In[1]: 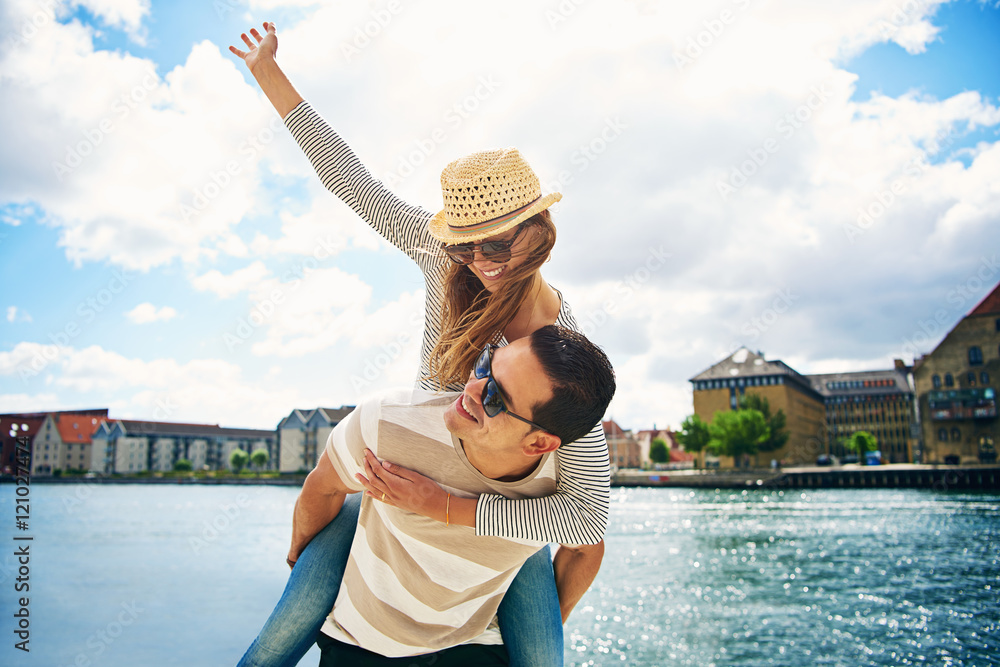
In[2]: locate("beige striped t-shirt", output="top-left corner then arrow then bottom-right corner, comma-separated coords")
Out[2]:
319,388 -> 557,657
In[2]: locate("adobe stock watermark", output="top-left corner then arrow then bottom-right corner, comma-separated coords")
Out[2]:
542,116 -> 628,193
17,269 -> 134,382
842,156 -> 930,243
381,75 -> 502,188
545,0 -> 590,30
179,115 -> 285,222
577,245 -> 671,338
189,492 -> 255,554
727,288 -> 799,349
876,0 -> 934,40
4,0 -> 61,51
340,0 -> 404,62
350,312 -> 424,395
213,0 -> 246,20
63,601 -> 145,667
673,0 -> 753,71
896,255 -> 1000,360
223,235 -> 343,352
717,81 -> 833,201
52,68 -> 159,181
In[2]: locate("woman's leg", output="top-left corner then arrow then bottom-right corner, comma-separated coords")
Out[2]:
497,545 -> 563,667
238,494 -> 361,667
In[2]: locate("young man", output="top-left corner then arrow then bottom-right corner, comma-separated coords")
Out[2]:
290,325 -> 615,665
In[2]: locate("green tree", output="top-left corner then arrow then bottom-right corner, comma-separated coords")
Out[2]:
676,414 -> 711,468
250,448 -> 270,475
649,437 -> 669,464
708,409 -> 771,466
738,393 -> 789,454
846,431 -> 878,462
173,459 -> 193,472
229,449 -> 249,474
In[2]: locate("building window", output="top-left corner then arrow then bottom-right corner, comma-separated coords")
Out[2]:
968,372 -> 977,386
995,317 -> 1000,332
969,347 -> 983,366
951,427 -> 961,442
944,373 -> 954,387
935,427 -> 946,441
932,374 -> 941,388
982,372 -> 990,385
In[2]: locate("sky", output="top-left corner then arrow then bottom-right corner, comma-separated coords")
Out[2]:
0,0 -> 998,433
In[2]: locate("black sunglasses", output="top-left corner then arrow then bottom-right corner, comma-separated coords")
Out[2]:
474,344 -> 551,434
442,225 -> 526,265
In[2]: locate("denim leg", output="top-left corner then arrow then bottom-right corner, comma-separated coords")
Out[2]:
497,545 -> 563,667
238,494 -> 361,667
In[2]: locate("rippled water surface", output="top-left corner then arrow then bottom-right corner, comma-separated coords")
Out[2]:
2,484 -> 997,666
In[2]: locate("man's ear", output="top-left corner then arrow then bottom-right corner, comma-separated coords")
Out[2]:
522,431 -> 561,456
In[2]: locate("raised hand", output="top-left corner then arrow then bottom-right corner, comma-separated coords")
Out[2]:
229,21 -> 278,73
226,21 -> 303,118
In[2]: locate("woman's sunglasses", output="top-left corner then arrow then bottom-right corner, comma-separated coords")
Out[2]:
474,344 -> 551,434
442,224 -> 526,265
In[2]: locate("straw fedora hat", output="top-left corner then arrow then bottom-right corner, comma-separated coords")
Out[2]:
428,148 -> 562,244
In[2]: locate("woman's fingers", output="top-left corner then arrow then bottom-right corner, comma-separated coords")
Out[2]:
240,32 -> 255,49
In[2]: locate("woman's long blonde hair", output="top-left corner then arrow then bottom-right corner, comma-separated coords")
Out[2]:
427,209 -> 557,390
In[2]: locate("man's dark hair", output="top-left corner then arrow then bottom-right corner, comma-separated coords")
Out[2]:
528,325 -> 616,445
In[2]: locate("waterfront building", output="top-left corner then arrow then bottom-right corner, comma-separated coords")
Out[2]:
602,420 -> 642,469
90,420 -> 277,474
277,407 -> 355,473
1,409 -> 108,475
806,362 -> 918,463
689,347 -> 826,466
913,282 -> 1000,464
31,413 -> 103,475
633,428 -> 693,468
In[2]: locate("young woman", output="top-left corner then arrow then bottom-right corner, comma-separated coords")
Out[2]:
230,22 -> 611,667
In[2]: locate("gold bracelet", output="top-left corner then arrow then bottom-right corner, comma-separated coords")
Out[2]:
446,493 -> 451,526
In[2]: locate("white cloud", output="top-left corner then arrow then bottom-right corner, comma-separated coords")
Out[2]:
6,306 -> 33,323
191,261 -> 271,298
125,302 -> 177,324
75,0 -> 151,43
7,343 -> 309,428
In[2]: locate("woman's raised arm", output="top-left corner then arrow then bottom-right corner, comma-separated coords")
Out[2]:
229,22 -> 304,119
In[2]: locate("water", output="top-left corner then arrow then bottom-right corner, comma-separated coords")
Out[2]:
1,484 -> 997,666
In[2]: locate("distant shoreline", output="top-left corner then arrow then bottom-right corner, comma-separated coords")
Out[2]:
7,463 -> 1000,490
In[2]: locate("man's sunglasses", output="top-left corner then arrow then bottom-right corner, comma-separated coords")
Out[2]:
442,224 -> 526,265
474,344 -> 551,434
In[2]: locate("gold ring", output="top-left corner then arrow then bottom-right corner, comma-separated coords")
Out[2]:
381,492 -> 386,502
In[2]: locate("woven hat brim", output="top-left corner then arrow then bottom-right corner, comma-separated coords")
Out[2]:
429,192 -> 562,245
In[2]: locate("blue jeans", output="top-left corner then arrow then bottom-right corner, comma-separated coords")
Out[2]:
237,494 -> 563,667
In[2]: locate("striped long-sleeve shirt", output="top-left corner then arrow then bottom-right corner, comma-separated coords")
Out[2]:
284,101 -> 610,545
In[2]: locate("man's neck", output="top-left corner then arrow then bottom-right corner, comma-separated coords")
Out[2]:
459,440 -> 541,482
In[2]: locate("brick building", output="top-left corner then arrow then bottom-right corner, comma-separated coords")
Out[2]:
913,282 -> 1000,464
602,420 -> 642,470
807,364 -> 918,463
689,347 -> 826,466
1,409 -> 108,475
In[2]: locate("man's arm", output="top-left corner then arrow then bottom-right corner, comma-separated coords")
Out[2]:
288,450 -> 354,566
552,540 -> 605,623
